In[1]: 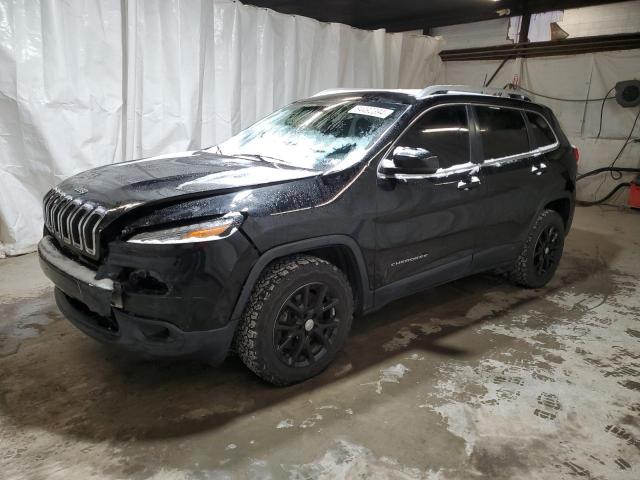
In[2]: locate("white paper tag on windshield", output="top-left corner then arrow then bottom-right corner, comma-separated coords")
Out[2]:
348,105 -> 394,119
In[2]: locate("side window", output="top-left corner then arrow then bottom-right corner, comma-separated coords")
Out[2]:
475,106 -> 529,160
396,105 -> 471,169
526,112 -> 556,148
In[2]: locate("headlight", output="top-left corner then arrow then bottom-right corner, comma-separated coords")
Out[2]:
127,212 -> 244,244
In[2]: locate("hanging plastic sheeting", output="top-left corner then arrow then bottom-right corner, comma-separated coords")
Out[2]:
121,0 -> 442,160
0,0 -> 124,257
0,0 -> 443,257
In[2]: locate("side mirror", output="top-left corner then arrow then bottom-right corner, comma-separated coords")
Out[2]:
380,146 -> 440,176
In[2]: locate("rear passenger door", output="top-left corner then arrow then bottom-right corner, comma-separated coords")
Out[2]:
471,105 -> 541,270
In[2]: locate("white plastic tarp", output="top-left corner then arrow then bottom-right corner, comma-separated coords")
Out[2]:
0,0 -> 124,257
0,0 -> 443,256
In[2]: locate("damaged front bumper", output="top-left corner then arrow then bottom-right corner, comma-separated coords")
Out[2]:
38,235 -> 253,363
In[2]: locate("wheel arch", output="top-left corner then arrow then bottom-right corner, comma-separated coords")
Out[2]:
231,235 -> 372,321
543,195 -> 574,231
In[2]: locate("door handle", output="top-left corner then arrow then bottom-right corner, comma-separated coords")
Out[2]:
457,175 -> 481,191
531,162 -> 547,176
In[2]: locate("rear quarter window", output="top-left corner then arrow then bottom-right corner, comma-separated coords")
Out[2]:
475,106 -> 529,160
526,112 -> 557,148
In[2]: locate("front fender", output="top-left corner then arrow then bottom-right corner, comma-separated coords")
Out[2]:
230,235 -> 373,321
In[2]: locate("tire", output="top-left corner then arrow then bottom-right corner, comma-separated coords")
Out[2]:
507,209 -> 565,288
235,254 -> 354,386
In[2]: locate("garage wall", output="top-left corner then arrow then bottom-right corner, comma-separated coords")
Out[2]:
0,0 -> 443,257
557,0 -> 640,37
431,18 -> 511,50
439,49 -> 640,205
433,1 -> 640,47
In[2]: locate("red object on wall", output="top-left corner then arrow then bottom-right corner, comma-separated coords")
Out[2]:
629,175 -> 640,209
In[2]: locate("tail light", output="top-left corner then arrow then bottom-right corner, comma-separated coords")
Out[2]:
571,145 -> 580,163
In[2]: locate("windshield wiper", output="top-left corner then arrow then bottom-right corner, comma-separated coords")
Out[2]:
208,147 -> 288,167
233,153 -> 317,171
220,151 -> 319,172
235,153 -> 278,165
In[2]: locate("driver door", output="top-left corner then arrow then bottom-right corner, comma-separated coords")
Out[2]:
374,104 -> 486,304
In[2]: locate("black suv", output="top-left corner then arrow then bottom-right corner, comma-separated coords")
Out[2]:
39,86 -> 577,385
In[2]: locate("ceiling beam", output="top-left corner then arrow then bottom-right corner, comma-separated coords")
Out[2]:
439,32 -> 640,61
356,0 -> 626,31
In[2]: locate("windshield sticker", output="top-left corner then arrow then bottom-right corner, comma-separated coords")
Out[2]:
348,105 -> 394,119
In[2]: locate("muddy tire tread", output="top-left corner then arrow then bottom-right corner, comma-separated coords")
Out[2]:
507,209 -> 563,288
235,254 -> 352,386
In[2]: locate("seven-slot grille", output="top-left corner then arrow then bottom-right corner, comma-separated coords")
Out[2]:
43,188 -> 107,259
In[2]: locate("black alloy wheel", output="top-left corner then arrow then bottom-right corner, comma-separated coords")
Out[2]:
533,225 -> 561,277
507,209 -> 565,288
236,255 -> 354,386
273,282 -> 340,368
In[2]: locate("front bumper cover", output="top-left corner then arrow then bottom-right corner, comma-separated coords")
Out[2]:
38,235 -> 116,316
54,288 -> 236,362
38,236 -> 236,363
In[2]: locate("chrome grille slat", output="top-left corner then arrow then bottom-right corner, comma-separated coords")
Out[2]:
42,189 -> 106,260
72,205 -> 92,250
43,191 -> 56,225
45,195 -> 53,228
63,199 -> 83,243
54,195 -> 70,234
49,195 -> 65,232
83,208 -> 106,255
57,198 -> 75,241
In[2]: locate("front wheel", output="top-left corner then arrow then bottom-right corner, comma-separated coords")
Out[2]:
235,255 -> 353,386
507,209 -> 565,288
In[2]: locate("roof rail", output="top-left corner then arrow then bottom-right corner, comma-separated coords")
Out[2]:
418,84 -> 531,102
311,88 -> 372,97
311,87 -> 422,98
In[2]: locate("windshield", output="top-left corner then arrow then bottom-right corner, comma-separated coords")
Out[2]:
215,96 -> 407,172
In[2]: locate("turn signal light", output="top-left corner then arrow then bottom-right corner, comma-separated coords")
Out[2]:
184,225 -> 230,239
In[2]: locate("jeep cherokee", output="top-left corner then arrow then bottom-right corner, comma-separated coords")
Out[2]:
38,85 -> 577,385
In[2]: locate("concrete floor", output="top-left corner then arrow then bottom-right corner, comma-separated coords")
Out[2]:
1,205 -> 639,480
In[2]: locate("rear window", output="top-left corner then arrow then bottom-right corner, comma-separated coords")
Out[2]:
475,106 -> 529,160
526,112 -> 556,148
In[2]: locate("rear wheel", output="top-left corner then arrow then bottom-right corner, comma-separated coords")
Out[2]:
507,209 -> 565,288
235,255 -> 353,386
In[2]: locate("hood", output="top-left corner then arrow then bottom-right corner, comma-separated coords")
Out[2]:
56,150 -> 320,211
